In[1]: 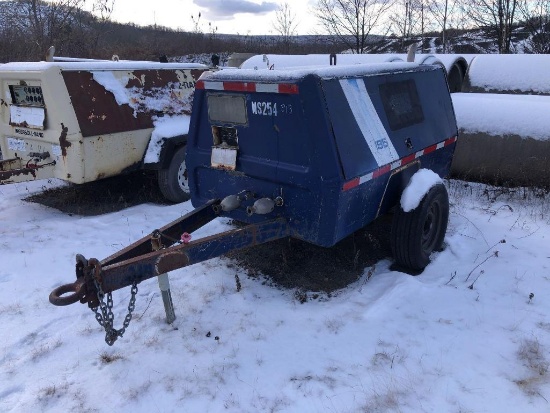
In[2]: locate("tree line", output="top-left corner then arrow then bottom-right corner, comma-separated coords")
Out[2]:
0,0 -> 548,63
311,0 -> 550,54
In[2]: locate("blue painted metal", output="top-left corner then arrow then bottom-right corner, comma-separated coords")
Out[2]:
187,65 -> 458,247
49,199 -> 290,306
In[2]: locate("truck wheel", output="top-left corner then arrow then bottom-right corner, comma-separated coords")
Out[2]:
391,183 -> 449,272
157,145 -> 190,203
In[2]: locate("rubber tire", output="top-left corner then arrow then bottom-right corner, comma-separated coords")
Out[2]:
391,183 -> 449,272
157,145 -> 190,203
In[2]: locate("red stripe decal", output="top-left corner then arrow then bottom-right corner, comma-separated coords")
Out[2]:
343,178 -> 360,191
222,82 -> 256,92
423,144 -> 437,155
342,135 -> 458,192
278,84 -> 299,94
374,164 -> 391,179
445,136 -> 457,145
401,153 -> 416,166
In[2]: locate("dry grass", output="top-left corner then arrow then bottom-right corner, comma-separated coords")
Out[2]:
514,338 -> 549,400
98,351 -> 125,364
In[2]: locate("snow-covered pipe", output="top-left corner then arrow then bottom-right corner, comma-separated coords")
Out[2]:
451,92 -> 550,187
239,53 -> 471,93
463,54 -> 550,95
239,53 -> 404,70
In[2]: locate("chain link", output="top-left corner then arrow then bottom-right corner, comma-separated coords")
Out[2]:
91,278 -> 138,346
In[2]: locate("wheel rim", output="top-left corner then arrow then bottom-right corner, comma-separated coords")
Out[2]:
177,159 -> 189,192
421,200 -> 441,254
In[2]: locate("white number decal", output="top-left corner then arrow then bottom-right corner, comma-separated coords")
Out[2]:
280,103 -> 293,114
251,101 -> 278,117
375,138 -> 389,150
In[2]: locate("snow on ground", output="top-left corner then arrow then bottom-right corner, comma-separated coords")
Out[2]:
1,179 -> 550,412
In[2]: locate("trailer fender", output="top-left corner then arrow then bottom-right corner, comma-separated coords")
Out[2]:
376,161 -> 421,218
143,134 -> 187,170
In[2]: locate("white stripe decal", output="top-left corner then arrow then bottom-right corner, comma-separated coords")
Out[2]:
255,83 -> 279,93
340,78 -> 399,166
203,81 -> 224,90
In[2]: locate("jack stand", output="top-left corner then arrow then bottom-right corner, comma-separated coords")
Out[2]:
157,273 -> 176,324
151,230 -> 176,324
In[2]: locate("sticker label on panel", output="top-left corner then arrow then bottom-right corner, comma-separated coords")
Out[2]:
340,78 -> 399,166
211,146 -> 237,170
7,137 -> 26,152
9,106 -> 45,130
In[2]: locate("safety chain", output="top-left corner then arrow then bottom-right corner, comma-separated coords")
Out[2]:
91,278 -> 138,346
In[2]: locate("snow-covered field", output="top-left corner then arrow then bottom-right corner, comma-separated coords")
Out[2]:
1,178 -> 550,412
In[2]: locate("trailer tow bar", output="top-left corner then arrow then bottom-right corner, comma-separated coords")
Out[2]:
49,199 -> 290,345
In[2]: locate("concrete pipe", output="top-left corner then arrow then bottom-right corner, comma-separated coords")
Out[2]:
451,93 -> 550,188
462,54 -> 550,95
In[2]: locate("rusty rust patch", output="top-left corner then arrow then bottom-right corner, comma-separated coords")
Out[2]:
126,70 -> 178,89
10,120 -> 30,128
156,251 -> 190,274
63,71 -> 153,138
62,68 -> 208,138
0,167 -> 37,181
59,123 -> 71,156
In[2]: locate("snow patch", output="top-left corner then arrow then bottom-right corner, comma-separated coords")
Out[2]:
0,61 -> 207,72
400,169 -> 442,212
202,62 -> 422,83
144,115 -> 191,164
91,71 -> 130,105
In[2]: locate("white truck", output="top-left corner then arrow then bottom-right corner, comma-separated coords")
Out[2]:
0,60 -> 208,202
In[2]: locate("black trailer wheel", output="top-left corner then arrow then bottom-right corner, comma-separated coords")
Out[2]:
391,183 -> 449,272
157,145 -> 190,203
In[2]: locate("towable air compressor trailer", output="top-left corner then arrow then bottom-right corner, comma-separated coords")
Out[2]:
0,61 -> 208,202
50,62 -> 459,345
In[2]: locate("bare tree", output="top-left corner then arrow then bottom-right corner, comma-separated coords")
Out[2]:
518,0 -> 550,53
273,2 -> 299,53
462,0 -> 519,53
314,0 -> 396,53
389,0 -> 427,51
426,0 -> 458,53
92,0 -> 115,23
0,0 -> 118,59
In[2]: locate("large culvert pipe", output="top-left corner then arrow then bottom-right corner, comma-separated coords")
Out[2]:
239,54 -> 404,70
462,54 -> 550,95
451,93 -> 550,188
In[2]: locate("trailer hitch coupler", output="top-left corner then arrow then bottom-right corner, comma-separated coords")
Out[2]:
49,278 -> 86,306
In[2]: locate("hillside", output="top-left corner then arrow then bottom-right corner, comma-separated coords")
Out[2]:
0,0 -> 543,63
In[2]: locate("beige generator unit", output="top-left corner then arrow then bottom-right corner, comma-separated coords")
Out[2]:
0,60 -> 208,202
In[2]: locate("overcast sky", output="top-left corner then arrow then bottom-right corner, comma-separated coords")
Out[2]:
106,0 -> 319,35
